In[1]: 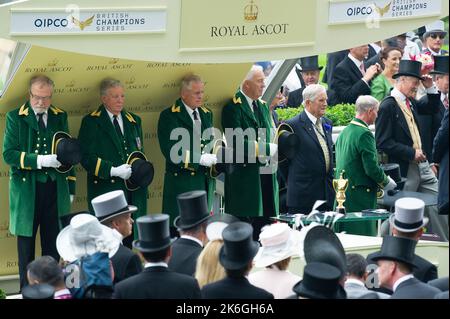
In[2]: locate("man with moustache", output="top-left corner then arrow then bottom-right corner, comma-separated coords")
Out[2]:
376,60 -> 447,241
78,78 -> 147,247
3,75 -> 75,289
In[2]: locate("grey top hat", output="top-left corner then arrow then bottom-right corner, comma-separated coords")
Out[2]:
91,190 -> 137,223
423,20 -> 447,39
370,236 -> 417,269
22,284 -> 55,299
133,214 -> 176,253
219,222 -> 259,270
389,197 -> 428,233
174,190 -> 210,230
206,213 -> 240,241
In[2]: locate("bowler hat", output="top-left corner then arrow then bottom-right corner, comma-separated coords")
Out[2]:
430,55 -> 449,75
371,236 -> 417,269
59,211 -> 91,228
22,284 -> 55,299
389,197 -> 428,232
393,60 -> 424,80
51,131 -> 82,173
210,139 -> 235,178
91,190 -> 137,223
273,123 -> 300,161
300,56 -> 323,72
219,222 -> 260,270
174,190 -> 210,230
303,225 -> 347,277
206,213 -> 240,241
292,262 -> 346,299
125,151 -> 154,191
133,214 -> 176,252
423,20 -> 447,39
381,163 -> 407,187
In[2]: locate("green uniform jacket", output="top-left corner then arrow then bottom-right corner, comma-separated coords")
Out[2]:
335,118 -> 389,235
78,105 -> 147,219
221,91 -> 279,217
158,99 -> 215,224
2,102 -> 75,236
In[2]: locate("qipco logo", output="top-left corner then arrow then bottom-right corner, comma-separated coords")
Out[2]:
34,18 -> 69,28
347,5 -> 373,16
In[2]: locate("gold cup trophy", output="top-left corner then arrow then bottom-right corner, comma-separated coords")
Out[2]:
333,171 -> 349,215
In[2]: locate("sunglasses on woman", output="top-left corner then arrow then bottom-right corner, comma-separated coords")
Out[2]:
430,33 -> 445,40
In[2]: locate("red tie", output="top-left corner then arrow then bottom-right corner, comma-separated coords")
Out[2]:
405,99 -> 411,110
359,63 -> 366,76
444,96 -> 449,109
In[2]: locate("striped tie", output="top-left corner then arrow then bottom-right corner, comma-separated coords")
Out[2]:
315,118 -> 330,172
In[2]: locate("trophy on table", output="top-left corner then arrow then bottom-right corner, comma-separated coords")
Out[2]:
333,170 -> 349,215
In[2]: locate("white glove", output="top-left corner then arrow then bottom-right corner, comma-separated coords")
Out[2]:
199,153 -> 217,167
384,176 -> 397,191
37,154 -> 61,169
269,143 -> 278,157
110,164 -> 132,180
70,195 -> 74,204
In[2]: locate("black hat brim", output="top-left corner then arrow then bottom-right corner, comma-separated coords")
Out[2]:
219,240 -> 259,270
132,237 -> 176,253
125,151 -> 154,191
370,251 -> 417,269
301,66 -> 323,72
292,280 -> 347,299
392,72 -> 424,80
173,213 -> 211,230
52,131 -> 77,173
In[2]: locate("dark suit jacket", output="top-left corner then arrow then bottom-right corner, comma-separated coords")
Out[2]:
113,266 -> 201,299
391,277 -> 441,299
428,277 -> 449,292
329,56 -> 372,105
201,276 -> 274,299
432,108 -> 449,211
323,49 -> 348,84
375,94 -> 440,177
287,87 -> 305,108
168,237 -> 202,276
285,112 -> 335,213
366,251 -> 437,284
111,244 -> 143,284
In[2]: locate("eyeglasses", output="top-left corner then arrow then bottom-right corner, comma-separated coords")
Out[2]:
430,33 -> 445,40
30,92 -> 52,102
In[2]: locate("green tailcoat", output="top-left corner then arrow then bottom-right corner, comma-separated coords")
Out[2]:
78,105 -> 147,220
158,99 -> 215,224
335,118 -> 388,235
2,102 -> 75,236
221,91 -> 279,217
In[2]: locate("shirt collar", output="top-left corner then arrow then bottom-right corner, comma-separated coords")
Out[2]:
390,88 -> 407,102
54,288 -> 71,298
180,235 -> 204,247
393,274 -> 414,292
441,92 -> 448,102
105,107 -> 122,121
181,100 -> 199,118
345,278 -> 366,287
427,47 -> 442,56
348,53 -> 364,69
31,107 -> 48,116
240,90 -> 257,112
304,108 -> 319,125
144,261 -> 168,269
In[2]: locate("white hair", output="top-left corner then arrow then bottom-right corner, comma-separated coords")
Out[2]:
244,65 -> 264,82
302,84 -> 326,103
356,95 -> 379,114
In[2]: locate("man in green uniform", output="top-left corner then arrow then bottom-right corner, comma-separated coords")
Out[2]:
3,75 -> 75,288
335,95 -> 396,235
221,65 -> 279,238
78,78 -> 147,247
158,74 -> 216,231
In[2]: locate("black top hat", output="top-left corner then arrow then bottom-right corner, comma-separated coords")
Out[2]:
273,123 -> 300,161
300,56 -> 323,72
219,222 -> 259,270
22,283 -> 55,299
210,140 -> 235,178
370,236 -> 417,269
59,211 -> 91,228
304,226 -> 347,277
381,163 -> 407,187
133,214 -> 175,252
174,190 -> 210,230
125,151 -> 154,191
430,55 -> 449,75
293,262 -> 347,299
51,131 -> 82,173
393,60 -> 424,80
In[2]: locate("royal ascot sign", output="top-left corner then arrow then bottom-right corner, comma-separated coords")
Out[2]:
179,0 -> 315,52
9,8 -> 167,35
328,0 -> 442,24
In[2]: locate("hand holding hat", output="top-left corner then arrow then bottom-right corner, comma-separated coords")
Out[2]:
37,154 -> 61,168
110,164 -> 132,180
384,176 -> 397,192
200,153 -> 217,167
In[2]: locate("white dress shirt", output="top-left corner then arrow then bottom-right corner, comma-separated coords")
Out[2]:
105,108 -> 124,135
